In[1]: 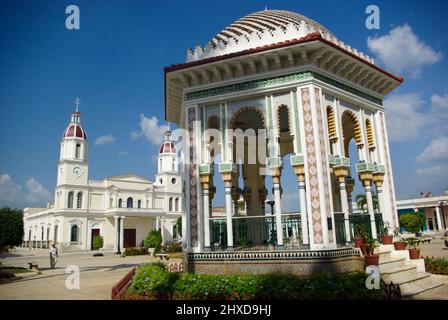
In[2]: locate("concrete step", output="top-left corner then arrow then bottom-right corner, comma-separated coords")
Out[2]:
383,271 -> 430,286
376,250 -> 392,260
379,256 -> 406,269
380,264 -> 417,278
400,277 -> 445,297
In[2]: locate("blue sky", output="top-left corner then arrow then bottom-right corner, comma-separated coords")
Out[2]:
0,0 -> 447,209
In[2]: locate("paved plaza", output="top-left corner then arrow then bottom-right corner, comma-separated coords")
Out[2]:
0,249 -> 156,300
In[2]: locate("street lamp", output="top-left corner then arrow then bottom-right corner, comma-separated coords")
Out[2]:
266,200 -> 275,215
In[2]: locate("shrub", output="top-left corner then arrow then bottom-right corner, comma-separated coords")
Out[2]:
92,235 -> 104,251
176,217 -> 182,237
162,242 -> 182,253
144,230 -> 162,253
124,247 -> 147,256
130,263 -> 179,299
424,256 -> 448,275
399,212 -> 426,234
128,265 -> 385,300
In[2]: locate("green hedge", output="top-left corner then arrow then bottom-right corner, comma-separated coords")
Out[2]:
124,247 -> 148,256
128,263 -> 385,300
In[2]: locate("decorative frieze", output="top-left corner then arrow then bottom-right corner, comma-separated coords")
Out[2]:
186,71 -> 383,105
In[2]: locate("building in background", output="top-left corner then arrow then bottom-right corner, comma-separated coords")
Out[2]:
23,109 -> 182,252
396,190 -> 448,233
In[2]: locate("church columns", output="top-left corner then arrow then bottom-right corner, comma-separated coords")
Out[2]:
435,206 -> 443,231
113,216 -> 118,253
119,216 -> 125,252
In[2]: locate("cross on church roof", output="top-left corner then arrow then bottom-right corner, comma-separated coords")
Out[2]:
74,97 -> 81,112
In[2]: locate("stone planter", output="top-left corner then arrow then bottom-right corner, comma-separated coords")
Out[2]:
381,235 -> 393,245
147,248 -> 155,255
365,254 -> 379,266
409,248 -> 420,260
394,241 -> 407,250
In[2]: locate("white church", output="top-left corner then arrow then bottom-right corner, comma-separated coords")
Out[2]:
23,108 -> 183,253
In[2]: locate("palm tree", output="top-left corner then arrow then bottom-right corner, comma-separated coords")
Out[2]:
355,193 -> 379,213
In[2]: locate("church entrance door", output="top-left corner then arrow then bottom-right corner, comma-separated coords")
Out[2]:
91,228 -> 100,250
124,229 -> 136,248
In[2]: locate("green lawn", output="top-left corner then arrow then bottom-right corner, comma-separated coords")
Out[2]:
0,267 -> 32,274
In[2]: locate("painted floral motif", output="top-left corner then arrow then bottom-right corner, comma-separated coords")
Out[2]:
188,107 -> 198,246
315,88 -> 334,243
301,88 -> 323,244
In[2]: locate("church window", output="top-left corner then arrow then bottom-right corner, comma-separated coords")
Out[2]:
127,197 -> 133,208
171,177 -> 177,185
70,225 -> 79,242
137,200 -> 141,208
75,144 -> 81,159
68,192 -> 74,208
41,226 -> 44,240
118,198 -> 122,208
169,197 -> 173,212
173,225 -> 177,239
175,198 -> 179,211
77,192 -> 82,209
53,225 -> 58,241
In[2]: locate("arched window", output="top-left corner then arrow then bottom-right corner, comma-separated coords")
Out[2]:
70,225 -> 79,242
127,197 -> 133,208
75,144 -> 81,159
169,197 -> 173,212
41,226 -> 44,240
175,198 -> 179,211
76,192 -> 82,209
137,199 -> 142,208
118,198 -> 122,208
68,192 -> 74,208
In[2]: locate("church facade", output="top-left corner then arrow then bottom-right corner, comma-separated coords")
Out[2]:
23,110 -> 182,252
164,10 -> 403,273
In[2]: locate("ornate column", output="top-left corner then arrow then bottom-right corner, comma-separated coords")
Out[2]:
291,157 -> 309,245
219,162 -> 236,249
373,164 -> 386,221
334,158 -> 352,244
199,164 -> 213,250
232,186 -> 242,243
119,216 -> 125,252
358,163 -> 377,238
268,158 -> 284,247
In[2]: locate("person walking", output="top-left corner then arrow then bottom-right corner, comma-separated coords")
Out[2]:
50,243 -> 58,269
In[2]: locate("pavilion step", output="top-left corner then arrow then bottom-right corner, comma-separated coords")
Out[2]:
380,264 -> 417,278
379,257 -> 406,269
382,271 -> 430,286
400,277 -> 445,297
376,250 -> 392,260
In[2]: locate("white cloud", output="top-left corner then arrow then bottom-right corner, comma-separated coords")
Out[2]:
367,24 -> 441,78
0,173 -> 22,207
417,136 -> 448,163
417,165 -> 448,176
25,178 -> 51,205
383,93 -> 427,141
117,151 -> 128,157
431,93 -> 448,111
131,114 -> 170,146
94,134 -> 116,146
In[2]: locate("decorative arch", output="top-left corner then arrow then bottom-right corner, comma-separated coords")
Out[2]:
276,104 -> 292,134
326,106 -> 337,141
365,118 -> 375,149
230,106 -> 266,130
341,110 -> 362,145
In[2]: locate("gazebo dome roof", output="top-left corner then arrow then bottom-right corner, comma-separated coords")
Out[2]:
186,9 -> 349,62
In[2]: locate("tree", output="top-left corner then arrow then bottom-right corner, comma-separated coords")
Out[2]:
92,235 -> 104,252
0,207 -> 24,250
144,230 -> 162,253
176,217 -> 182,237
399,212 -> 426,235
355,193 -> 379,212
